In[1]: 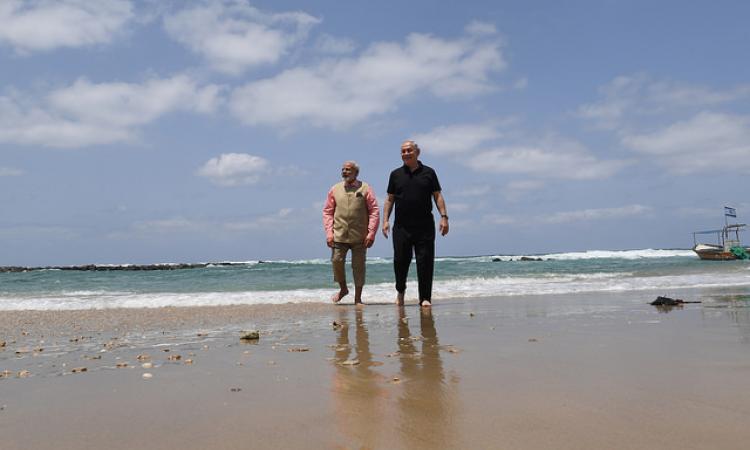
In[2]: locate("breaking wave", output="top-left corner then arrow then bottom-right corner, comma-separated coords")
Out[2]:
2,269 -> 748,311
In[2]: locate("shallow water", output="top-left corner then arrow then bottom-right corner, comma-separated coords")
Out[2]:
2,249 -> 749,310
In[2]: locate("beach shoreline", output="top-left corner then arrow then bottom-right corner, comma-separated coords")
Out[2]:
3,292 -> 750,449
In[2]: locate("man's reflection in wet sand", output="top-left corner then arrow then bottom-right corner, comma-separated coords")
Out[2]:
396,306 -> 454,448
331,308 -> 386,448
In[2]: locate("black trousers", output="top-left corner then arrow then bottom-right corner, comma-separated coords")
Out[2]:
392,224 -> 435,301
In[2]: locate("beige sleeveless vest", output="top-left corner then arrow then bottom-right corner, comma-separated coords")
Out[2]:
332,181 -> 370,244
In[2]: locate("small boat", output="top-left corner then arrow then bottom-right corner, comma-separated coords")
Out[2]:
692,208 -> 750,260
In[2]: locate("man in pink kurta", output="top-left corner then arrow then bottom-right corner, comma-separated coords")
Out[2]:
323,161 -> 379,304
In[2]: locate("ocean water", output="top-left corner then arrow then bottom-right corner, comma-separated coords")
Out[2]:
2,249 -> 750,311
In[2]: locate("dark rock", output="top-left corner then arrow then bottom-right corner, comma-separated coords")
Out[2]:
0,262 -> 213,272
650,296 -> 701,306
240,331 -> 260,341
651,296 -> 683,306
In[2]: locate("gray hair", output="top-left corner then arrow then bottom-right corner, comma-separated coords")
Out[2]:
402,140 -> 420,152
343,160 -> 360,173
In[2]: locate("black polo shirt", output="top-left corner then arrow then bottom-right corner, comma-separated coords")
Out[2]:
387,161 -> 442,228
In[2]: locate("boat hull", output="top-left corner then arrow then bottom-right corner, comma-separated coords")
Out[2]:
693,244 -> 750,260
694,250 -> 738,260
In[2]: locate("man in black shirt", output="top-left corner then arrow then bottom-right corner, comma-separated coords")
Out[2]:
382,140 -> 449,307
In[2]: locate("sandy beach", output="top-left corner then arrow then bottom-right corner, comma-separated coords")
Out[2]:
3,292 -> 750,449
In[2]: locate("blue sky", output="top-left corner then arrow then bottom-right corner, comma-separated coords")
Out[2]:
1,0 -> 749,265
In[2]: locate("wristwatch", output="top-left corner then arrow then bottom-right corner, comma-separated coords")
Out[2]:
441,214 -> 449,219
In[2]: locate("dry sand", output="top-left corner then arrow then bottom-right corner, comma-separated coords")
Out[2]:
2,293 -> 750,449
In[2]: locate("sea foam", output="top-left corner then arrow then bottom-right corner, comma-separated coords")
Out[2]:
2,269 -> 748,311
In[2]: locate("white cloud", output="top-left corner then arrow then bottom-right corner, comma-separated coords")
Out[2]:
454,184 -> 491,197
230,28 -> 505,129
449,203 -> 472,213
482,204 -> 651,226
541,204 -> 651,224
412,122 -> 503,155
197,153 -> 269,186
49,76 -> 220,126
0,75 -> 221,148
513,77 -> 528,90
466,138 -> 630,180
482,213 -> 517,225
163,0 -> 319,75
0,167 -> 24,176
0,225 -> 78,239
503,180 -> 544,201
116,208 -> 298,238
0,96 -> 130,148
577,74 -> 750,129
314,33 -> 356,55
621,112 -> 750,174
224,208 -> 294,231
675,206 -> 723,217
577,75 -> 750,175
133,217 -> 205,233
413,121 -> 628,180
0,0 -> 133,53
506,180 -> 543,191
576,74 -> 643,129
465,21 -> 497,36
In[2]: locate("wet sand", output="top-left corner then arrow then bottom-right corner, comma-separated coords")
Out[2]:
3,292 -> 750,449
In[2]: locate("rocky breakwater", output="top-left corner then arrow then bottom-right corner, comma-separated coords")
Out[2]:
0,262 -> 241,273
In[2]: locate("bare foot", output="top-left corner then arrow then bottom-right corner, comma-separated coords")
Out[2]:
396,292 -> 405,306
420,300 -> 432,308
354,301 -> 365,309
332,288 -> 349,303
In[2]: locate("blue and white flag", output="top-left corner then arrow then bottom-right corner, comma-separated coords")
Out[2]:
725,206 -> 737,217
